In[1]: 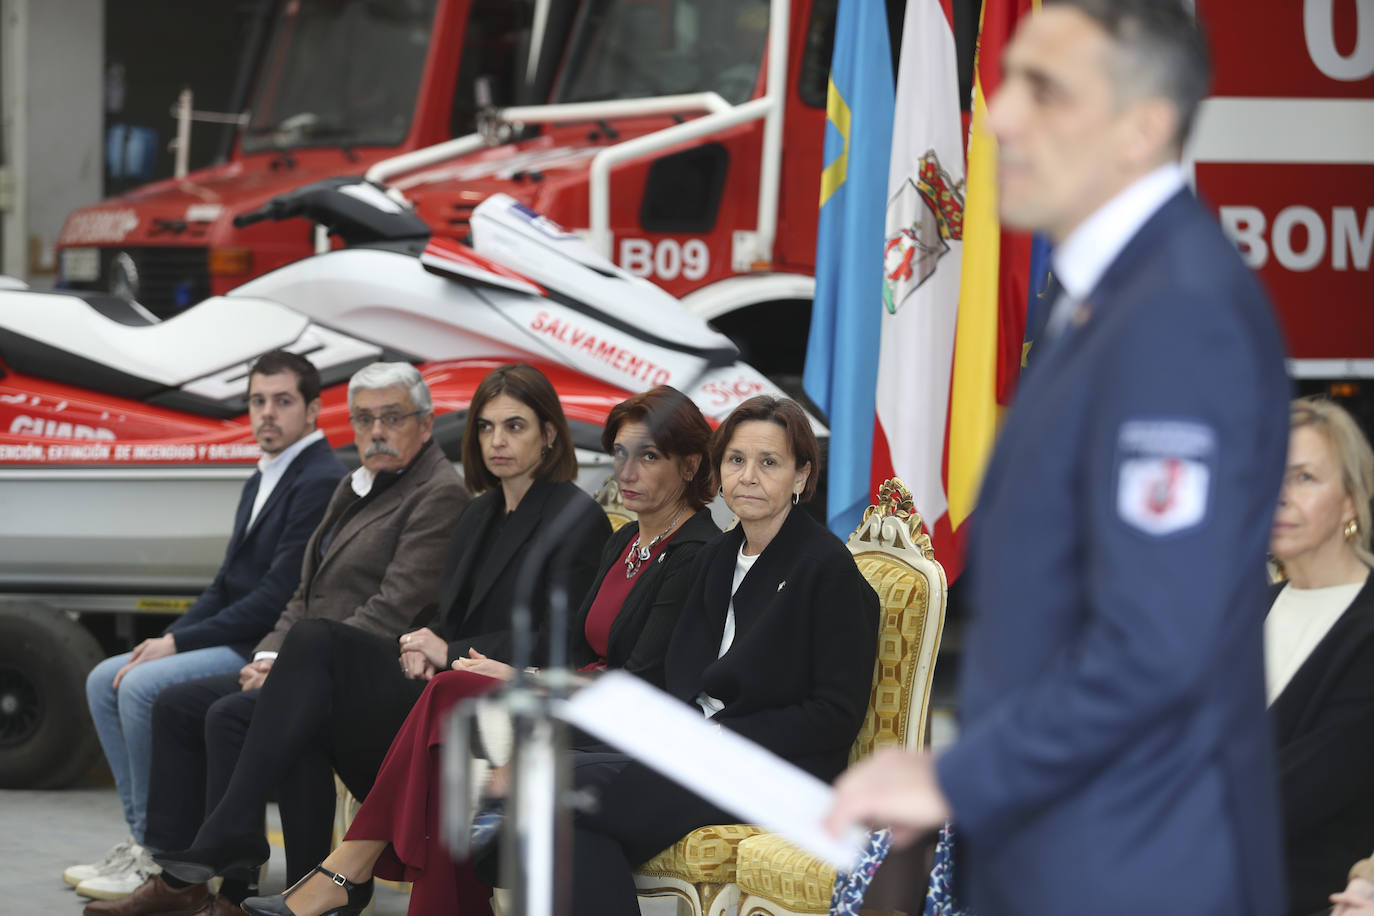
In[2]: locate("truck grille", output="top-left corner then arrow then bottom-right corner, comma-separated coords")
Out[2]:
64,247 -> 211,319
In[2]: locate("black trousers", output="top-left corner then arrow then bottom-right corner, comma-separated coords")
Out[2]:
568,752 -> 735,916
144,674 -> 260,856
188,619 -> 425,882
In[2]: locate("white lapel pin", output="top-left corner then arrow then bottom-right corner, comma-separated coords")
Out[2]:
777,580 -> 786,592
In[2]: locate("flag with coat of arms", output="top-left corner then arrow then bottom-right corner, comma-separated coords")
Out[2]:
870,0 -> 967,575
868,0 -> 1036,580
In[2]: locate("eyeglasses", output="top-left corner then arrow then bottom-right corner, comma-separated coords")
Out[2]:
349,410 -> 423,430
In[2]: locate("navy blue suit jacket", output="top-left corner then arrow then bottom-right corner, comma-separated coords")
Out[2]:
164,436 -> 347,657
937,189 -> 1290,915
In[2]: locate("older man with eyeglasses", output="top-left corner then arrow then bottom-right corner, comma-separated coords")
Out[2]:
87,363 -> 470,916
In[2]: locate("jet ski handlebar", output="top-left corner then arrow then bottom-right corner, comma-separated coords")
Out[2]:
232,200 -> 288,229
231,177 -> 431,244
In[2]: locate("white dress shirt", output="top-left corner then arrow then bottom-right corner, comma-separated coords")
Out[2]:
696,545 -> 760,717
349,464 -> 377,498
248,428 -> 325,528
246,428 -> 326,663
1044,162 -> 1187,340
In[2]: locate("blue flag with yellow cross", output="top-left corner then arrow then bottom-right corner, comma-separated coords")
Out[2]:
803,0 -> 895,536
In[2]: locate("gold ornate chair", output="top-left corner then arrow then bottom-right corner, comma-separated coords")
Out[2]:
595,475 -> 637,531
635,479 -> 948,916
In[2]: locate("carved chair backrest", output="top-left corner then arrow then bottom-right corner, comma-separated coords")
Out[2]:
844,479 -> 948,761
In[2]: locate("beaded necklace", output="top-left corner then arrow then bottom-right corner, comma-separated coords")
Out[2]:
624,506 -> 688,578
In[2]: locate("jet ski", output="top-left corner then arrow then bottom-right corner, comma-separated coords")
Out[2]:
0,178 -> 801,595
0,178 -> 820,790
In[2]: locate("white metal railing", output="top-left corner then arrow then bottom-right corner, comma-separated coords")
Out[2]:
585,97 -> 772,256
501,92 -> 733,125
363,92 -> 732,187
365,134 -> 488,187
174,90 -> 191,179
366,0 -> 791,265
169,88 -> 250,179
754,0 -> 791,267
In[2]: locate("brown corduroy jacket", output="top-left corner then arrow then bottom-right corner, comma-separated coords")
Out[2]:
253,438 -> 469,655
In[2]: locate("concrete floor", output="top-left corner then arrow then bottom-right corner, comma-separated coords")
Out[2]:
0,786 -> 411,916
0,656 -> 962,916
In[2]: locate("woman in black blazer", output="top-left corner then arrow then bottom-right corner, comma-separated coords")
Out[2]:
235,385 -> 723,916
566,395 -> 880,916
565,501 -> 721,684
1263,397 -> 1374,915
153,364 -> 611,893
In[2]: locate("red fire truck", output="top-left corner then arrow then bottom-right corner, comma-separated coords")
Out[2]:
54,0 -> 572,318
1191,0 -> 1373,427
57,0 -> 1372,420
367,0 -> 1373,420
376,0 -> 827,392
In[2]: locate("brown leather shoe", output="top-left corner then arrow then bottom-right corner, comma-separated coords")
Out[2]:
190,896 -> 247,916
82,874 -> 208,916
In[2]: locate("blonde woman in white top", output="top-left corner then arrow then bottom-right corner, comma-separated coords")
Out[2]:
1265,396 -> 1374,915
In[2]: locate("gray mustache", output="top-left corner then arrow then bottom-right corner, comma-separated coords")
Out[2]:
365,441 -> 400,459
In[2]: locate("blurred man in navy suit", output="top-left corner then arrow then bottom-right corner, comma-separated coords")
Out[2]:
828,3 -> 1290,913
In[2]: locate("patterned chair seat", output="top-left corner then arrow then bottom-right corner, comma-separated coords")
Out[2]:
637,823 -> 766,884
734,832 -> 836,914
633,823 -> 766,915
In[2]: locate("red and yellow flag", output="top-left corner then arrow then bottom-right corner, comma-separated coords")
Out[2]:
942,0 -> 1037,571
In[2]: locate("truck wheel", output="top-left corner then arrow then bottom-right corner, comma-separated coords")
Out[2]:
0,604 -> 106,788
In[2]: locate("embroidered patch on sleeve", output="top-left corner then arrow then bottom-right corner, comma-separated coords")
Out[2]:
1115,419 -> 1216,536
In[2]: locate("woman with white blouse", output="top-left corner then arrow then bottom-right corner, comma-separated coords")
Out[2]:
1264,396 -> 1374,915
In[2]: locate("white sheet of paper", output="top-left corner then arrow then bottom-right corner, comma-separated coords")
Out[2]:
558,670 -> 867,871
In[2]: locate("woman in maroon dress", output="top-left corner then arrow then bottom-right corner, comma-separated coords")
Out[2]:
242,385 -> 720,916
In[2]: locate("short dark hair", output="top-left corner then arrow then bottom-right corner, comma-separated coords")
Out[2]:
249,350 -> 321,403
1047,0 -> 1211,150
461,363 -> 577,493
709,396 -> 821,503
601,386 -> 715,511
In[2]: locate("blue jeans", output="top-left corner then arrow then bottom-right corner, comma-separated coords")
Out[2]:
86,646 -> 245,845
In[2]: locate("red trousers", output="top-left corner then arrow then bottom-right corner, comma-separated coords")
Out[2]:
345,670 -> 501,916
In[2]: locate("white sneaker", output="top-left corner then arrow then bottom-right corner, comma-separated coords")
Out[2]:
74,847 -> 162,900
62,836 -> 138,887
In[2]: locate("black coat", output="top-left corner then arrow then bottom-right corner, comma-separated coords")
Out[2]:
433,477 -> 612,667
664,506 -> 879,782
568,508 -> 720,687
1270,575 -> 1374,915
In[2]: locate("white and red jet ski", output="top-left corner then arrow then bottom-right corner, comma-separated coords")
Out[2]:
0,180 -> 799,594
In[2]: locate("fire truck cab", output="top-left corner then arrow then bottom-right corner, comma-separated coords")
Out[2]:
381,0 -> 839,393
55,0 -> 568,318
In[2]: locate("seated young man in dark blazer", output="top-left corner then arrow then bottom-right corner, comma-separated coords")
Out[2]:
73,350 -> 347,901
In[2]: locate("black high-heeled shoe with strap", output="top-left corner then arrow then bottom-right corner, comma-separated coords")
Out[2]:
238,865 -> 373,916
